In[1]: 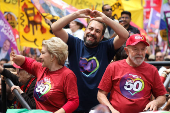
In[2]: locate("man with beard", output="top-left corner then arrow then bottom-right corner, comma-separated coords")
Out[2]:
51,9 -> 129,113
97,34 -> 166,113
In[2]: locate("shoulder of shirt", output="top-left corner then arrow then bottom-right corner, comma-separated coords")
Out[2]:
143,61 -> 157,70
129,25 -> 138,29
109,59 -> 124,67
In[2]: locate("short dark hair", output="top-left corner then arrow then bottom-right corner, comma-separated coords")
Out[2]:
145,53 -> 149,59
102,4 -> 110,11
0,58 -> 8,63
87,20 -> 106,36
121,11 -> 131,18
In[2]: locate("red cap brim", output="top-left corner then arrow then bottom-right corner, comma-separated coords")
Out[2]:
13,63 -> 22,69
129,40 -> 149,46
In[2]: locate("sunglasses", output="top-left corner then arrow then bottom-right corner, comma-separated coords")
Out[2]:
104,8 -> 112,11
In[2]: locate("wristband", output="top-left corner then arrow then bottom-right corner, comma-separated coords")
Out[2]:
162,72 -> 168,76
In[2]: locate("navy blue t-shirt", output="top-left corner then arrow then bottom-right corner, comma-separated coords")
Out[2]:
67,34 -> 117,111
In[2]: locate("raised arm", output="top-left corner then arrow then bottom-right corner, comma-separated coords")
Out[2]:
51,9 -> 91,43
91,10 -> 129,50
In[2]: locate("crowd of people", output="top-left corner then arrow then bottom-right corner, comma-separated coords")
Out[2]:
0,4 -> 170,113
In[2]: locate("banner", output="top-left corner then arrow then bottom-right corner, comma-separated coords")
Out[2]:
19,0 -> 55,49
164,11 -> 170,47
159,0 -> 170,41
0,11 -> 19,61
160,0 -> 170,30
111,0 -> 124,20
31,0 -> 87,27
0,0 -> 19,30
63,0 -> 144,28
147,8 -> 160,35
144,0 -> 162,30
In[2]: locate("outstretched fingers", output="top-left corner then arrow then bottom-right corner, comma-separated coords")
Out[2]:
10,47 -> 16,61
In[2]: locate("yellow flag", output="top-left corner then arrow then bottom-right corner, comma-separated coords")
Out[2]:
63,0 -> 144,28
111,0 -> 124,20
19,0 -> 55,49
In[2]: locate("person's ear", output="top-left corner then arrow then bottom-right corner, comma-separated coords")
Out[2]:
100,36 -> 104,41
51,54 -> 54,62
124,47 -> 129,56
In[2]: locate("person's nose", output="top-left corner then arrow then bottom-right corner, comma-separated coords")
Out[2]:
39,54 -> 42,59
138,50 -> 143,55
90,29 -> 95,35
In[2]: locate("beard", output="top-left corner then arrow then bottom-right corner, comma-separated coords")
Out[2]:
129,53 -> 144,66
84,33 -> 101,48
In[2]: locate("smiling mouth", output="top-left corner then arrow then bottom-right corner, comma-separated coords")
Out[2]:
86,34 -> 96,41
87,36 -> 95,41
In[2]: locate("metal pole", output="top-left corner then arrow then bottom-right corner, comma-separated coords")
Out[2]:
2,63 -> 31,110
163,74 -> 170,91
5,78 -> 31,110
1,79 -> 7,113
146,61 -> 170,66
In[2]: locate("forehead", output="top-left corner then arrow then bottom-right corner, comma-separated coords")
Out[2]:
88,21 -> 103,31
41,45 -> 48,52
156,52 -> 163,56
4,40 -> 10,44
104,5 -> 111,9
121,14 -> 130,17
17,69 -> 26,75
0,61 -> 7,64
70,21 -> 76,24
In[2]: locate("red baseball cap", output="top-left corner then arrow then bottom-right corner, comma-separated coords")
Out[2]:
126,34 -> 149,46
13,63 -> 22,69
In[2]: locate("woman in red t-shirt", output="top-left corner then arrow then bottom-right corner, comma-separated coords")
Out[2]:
10,37 -> 79,113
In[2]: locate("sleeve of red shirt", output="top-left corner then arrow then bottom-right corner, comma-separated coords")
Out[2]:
20,57 -> 35,74
21,57 -> 42,77
98,64 -> 113,93
62,72 -> 79,113
62,97 -> 79,113
152,68 -> 167,98
160,76 -> 166,83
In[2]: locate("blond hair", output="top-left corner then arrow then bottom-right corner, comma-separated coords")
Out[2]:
42,37 -> 68,65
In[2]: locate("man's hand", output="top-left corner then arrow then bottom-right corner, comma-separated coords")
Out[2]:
10,47 -> 17,62
11,85 -> 24,94
144,100 -> 159,111
90,10 -> 106,22
110,108 -> 120,113
0,65 -> 4,73
10,47 -> 25,66
75,9 -> 92,19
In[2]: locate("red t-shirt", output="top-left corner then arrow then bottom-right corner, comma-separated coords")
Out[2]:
21,57 -> 79,112
98,59 -> 166,113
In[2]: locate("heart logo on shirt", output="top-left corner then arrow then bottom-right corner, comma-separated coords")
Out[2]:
79,57 -> 99,77
124,78 -> 144,96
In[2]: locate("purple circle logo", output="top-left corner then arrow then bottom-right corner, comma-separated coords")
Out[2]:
34,77 -> 52,102
120,73 -> 145,99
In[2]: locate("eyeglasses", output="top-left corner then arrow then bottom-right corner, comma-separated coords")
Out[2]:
156,56 -> 163,58
121,17 -> 129,19
104,8 -> 112,11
